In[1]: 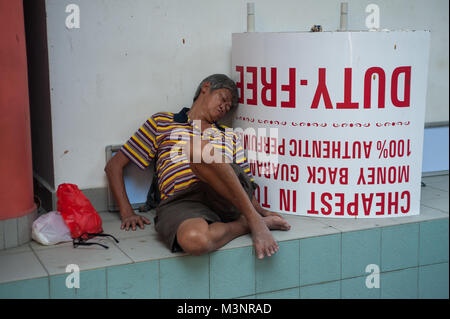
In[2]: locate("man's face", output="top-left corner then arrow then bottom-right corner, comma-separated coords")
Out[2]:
202,85 -> 233,122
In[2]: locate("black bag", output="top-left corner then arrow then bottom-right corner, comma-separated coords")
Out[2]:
138,159 -> 161,212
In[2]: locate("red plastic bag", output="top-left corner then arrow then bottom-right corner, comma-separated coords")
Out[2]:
56,183 -> 103,240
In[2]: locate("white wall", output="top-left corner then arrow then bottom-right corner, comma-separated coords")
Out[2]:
44,0 -> 448,190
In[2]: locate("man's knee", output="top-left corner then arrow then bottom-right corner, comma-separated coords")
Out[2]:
177,227 -> 211,256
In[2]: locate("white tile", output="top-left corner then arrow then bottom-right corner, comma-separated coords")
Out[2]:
422,175 -> 448,181
427,181 -> 449,192
421,197 -> 449,213
419,178 -> 449,213
217,214 -> 341,251
98,210 -> 155,223
315,214 -> 401,233
115,233 -> 187,262
219,233 -> 253,251
111,212 -> 342,258
101,217 -> 155,240
0,250 -> 48,284
420,186 -> 448,201
390,205 -> 448,225
33,239 -> 133,275
422,175 -> 449,191
29,239 -> 73,251
98,211 -> 121,222
316,204 -> 448,233
0,243 -> 32,256
4,218 -> 18,249
272,214 -> 341,240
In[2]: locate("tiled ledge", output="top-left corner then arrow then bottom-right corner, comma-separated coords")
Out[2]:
0,175 -> 448,298
0,209 -> 38,250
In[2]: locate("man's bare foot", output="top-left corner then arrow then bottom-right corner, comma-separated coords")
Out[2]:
235,214 -> 290,259
263,215 -> 291,231
236,214 -> 291,231
248,218 -> 280,259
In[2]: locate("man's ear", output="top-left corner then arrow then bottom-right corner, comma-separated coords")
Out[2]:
201,82 -> 211,94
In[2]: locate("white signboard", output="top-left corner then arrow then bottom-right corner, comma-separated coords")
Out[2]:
231,31 -> 430,218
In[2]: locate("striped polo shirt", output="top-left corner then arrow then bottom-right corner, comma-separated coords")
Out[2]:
120,107 -> 254,200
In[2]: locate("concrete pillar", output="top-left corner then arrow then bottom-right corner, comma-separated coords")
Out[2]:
0,0 -> 37,249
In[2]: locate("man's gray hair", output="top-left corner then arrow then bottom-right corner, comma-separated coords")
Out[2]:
193,74 -> 239,109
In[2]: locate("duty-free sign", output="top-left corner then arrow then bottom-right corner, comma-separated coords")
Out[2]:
231,31 -> 430,218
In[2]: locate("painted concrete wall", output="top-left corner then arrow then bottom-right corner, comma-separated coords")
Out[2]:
42,0 -> 448,190
422,126 -> 449,173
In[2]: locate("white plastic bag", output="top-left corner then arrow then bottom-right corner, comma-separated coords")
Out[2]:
32,211 -> 72,245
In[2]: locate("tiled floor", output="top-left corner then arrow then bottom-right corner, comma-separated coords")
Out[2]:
0,174 -> 448,298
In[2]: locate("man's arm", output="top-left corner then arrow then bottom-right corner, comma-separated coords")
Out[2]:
104,151 -> 150,230
230,131 -> 284,219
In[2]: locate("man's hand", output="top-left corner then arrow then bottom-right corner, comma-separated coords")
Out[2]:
121,213 -> 151,231
105,152 -> 151,231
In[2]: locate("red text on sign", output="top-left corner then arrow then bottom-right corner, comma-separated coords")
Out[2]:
307,191 -> 410,216
235,66 -> 412,109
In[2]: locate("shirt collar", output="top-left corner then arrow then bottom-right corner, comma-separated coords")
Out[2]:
173,107 -> 225,131
173,107 -> 191,123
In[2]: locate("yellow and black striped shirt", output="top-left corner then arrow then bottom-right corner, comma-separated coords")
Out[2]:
120,107 -> 254,200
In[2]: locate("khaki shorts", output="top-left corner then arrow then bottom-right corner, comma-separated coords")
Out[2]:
154,163 -> 258,252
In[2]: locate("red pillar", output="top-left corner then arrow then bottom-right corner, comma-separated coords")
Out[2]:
0,0 -> 36,219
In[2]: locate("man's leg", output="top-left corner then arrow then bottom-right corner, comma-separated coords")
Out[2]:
176,215 -> 249,256
176,212 -> 289,256
181,138 -> 279,259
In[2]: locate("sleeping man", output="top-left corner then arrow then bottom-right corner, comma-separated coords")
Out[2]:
105,74 -> 290,259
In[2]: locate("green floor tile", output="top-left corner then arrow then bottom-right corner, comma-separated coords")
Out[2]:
236,295 -> 256,299
257,287 -> 299,299
76,268 -> 106,298
210,247 -> 254,298
300,281 -> 340,299
160,255 -> 209,299
381,224 -> 419,272
256,240 -> 300,293
342,229 -> 381,279
381,268 -> 418,299
107,261 -> 159,298
419,219 -> 449,266
341,276 -> 380,299
300,234 -> 341,286
419,263 -> 449,299
0,277 -> 49,299
50,274 -> 76,299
